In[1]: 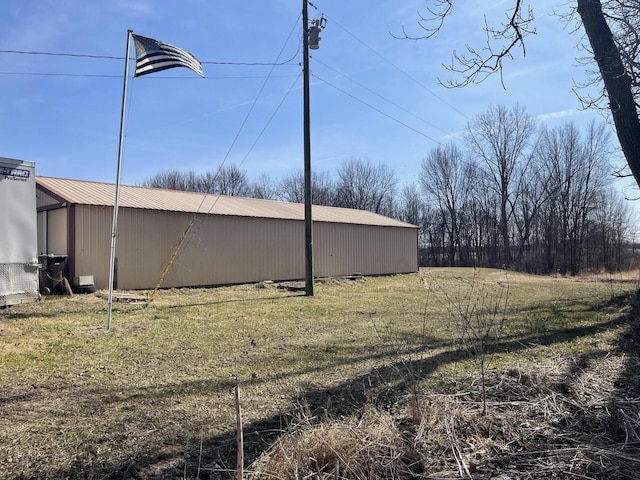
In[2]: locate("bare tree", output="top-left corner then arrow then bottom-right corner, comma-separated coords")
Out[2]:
277,171 -> 304,203
140,164 -> 250,196
577,0 -> 640,184
591,188 -> 632,270
415,114 -> 628,272
310,170 -> 337,207
398,182 -> 432,265
511,139 -> 549,269
204,164 -> 250,197
400,0 -> 640,188
277,169 -> 335,206
465,104 -> 536,267
334,158 -> 397,214
398,182 -> 426,226
420,143 -> 472,265
140,169 -> 201,191
534,121 -> 611,273
250,173 -> 278,200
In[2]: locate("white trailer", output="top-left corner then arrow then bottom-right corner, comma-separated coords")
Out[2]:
0,158 -> 39,307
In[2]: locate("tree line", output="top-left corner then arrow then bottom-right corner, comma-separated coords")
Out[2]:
141,104 -> 635,274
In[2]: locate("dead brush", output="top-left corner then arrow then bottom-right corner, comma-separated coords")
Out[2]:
410,364 -> 640,479
250,361 -> 640,480
249,404 -> 418,479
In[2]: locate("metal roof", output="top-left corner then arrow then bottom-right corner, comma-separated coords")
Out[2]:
36,176 -> 417,228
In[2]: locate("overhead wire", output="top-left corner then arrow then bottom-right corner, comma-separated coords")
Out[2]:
0,71 -> 300,79
2,9 -> 463,140
146,13 -> 303,303
238,73 -> 302,166
0,49 -> 300,66
313,57 -> 452,137
306,1 -> 458,143
0,50 -> 123,59
211,14 -> 302,182
312,73 -> 444,146
323,14 -> 470,121
2,6 -> 461,153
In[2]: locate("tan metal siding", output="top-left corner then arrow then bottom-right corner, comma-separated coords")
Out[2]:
314,223 -> 418,277
63,198 -> 418,289
47,208 -> 67,255
75,207 -> 307,290
157,214 -> 304,289
73,205 -> 112,288
70,205 -> 417,290
37,212 -> 47,254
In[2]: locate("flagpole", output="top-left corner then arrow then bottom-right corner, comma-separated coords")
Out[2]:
107,29 -> 133,330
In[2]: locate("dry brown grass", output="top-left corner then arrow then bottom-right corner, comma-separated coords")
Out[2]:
251,356 -> 640,479
250,405 -> 412,479
1,268 -> 639,479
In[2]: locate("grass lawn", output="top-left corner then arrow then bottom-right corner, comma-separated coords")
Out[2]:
1,268 -> 639,479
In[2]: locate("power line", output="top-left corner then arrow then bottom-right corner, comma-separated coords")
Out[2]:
312,73 -> 444,146
202,60 -> 297,66
313,57 -> 453,137
324,14 -> 470,121
0,49 -> 299,66
146,13 -> 303,301
239,73 -> 302,165
215,13 -> 302,176
0,50 -> 122,59
0,71 -> 121,78
0,71 -> 299,79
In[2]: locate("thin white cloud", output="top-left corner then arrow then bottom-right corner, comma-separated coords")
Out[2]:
535,109 -> 580,122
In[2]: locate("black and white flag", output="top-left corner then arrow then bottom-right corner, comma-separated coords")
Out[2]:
132,34 -> 204,77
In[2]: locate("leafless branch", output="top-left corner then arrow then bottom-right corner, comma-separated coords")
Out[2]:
396,0 -> 536,88
442,1 -> 536,88
391,0 -> 453,40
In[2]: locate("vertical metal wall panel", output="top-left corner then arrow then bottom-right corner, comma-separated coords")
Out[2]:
72,205 -> 111,289
79,208 -> 306,290
69,204 -> 417,290
37,211 -> 47,255
47,208 -> 68,255
314,223 -> 418,277
116,207 -> 165,290
153,212 -> 305,289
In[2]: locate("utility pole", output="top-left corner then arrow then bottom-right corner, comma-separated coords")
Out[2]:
302,1 -> 326,297
302,0 -> 313,296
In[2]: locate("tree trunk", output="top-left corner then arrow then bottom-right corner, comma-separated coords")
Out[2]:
577,0 -> 640,187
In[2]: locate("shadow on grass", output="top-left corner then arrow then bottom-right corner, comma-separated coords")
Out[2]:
22,291 -> 640,479
0,310 -> 63,320
163,292 -> 304,310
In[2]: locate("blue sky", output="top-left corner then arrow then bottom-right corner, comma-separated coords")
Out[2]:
1,0 -> 637,201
